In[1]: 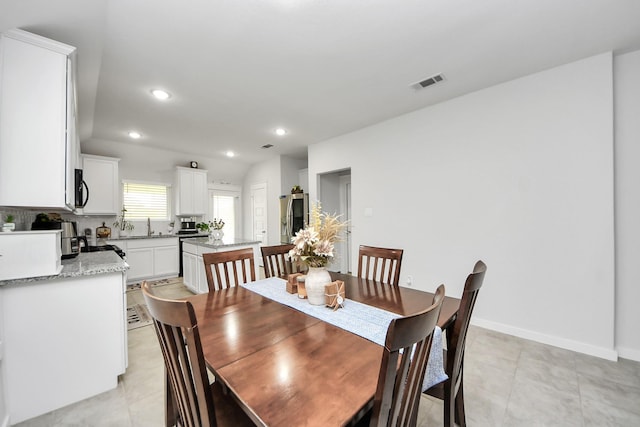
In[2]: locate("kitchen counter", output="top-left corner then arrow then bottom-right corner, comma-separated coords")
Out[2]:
111,232 -> 214,240
182,236 -> 261,249
181,237 -> 261,294
0,251 -> 128,286
0,252 -> 128,423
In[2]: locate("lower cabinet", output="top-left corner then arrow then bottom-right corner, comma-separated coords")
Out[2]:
1,272 -> 127,423
127,247 -> 155,281
182,241 -> 260,294
109,238 -> 179,283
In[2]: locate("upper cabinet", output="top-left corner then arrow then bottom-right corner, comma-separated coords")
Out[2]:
174,167 -> 207,216
81,155 -> 120,215
0,29 -> 79,210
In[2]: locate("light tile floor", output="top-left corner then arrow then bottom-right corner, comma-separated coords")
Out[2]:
15,279 -> 640,426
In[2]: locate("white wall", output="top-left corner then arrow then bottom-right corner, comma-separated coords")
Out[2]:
242,155 -> 308,245
242,156 -> 281,244
309,53 -> 617,360
613,49 -> 640,361
82,138 -> 249,185
280,156 -> 307,195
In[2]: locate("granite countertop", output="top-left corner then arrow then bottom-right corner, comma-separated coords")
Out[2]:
182,236 -> 261,249
0,251 -> 129,287
110,233 -> 209,240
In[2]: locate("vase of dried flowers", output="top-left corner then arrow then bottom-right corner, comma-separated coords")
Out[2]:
289,202 -> 347,305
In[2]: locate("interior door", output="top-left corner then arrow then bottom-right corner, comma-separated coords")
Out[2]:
339,175 -> 352,274
250,183 -> 268,247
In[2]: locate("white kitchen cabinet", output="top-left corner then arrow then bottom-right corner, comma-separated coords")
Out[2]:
126,247 -> 154,281
1,272 -> 127,423
182,240 -> 260,294
122,238 -> 179,282
174,167 -> 208,216
0,29 -> 79,210
154,245 -> 179,277
81,154 -> 120,215
182,250 -> 199,293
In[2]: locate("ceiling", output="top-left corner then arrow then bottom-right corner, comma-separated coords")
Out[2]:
2,0 -> 640,166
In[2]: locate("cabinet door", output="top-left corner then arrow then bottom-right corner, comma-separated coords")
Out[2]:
192,171 -> 207,215
196,255 -> 208,294
82,156 -> 119,215
154,245 -> 178,277
126,248 -> 154,281
175,167 -> 208,216
182,252 -> 198,293
0,32 -> 74,209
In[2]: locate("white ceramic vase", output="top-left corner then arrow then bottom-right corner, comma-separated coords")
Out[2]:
305,267 -> 331,305
210,229 -> 224,240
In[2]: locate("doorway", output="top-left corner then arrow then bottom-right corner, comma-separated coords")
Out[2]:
208,187 -> 240,240
250,183 -> 268,246
318,169 -> 351,274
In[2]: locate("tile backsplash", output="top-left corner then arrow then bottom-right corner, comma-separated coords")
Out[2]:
0,207 -> 179,245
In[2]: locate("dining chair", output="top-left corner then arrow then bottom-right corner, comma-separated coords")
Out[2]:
260,243 -> 305,278
141,282 -> 254,427
357,245 -> 404,286
203,247 -> 256,292
364,284 -> 445,427
423,260 -> 487,427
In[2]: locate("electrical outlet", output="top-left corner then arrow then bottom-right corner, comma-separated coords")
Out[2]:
406,275 -> 413,286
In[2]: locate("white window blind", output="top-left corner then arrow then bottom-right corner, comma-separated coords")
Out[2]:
122,182 -> 169,220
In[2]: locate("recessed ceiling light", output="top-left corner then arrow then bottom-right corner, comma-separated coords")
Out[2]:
226,151 -> 235,158
151,89 -> 171,100
128,131 -> 142,139
275,128 -> 287,136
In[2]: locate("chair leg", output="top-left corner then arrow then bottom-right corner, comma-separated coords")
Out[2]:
454,380 -> 466,427
443,383 -> 455,427
165,371 -> 178,427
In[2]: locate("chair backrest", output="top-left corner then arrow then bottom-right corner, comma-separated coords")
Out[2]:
261,244 -> 304,278
448,260 -> 486,397
370,285 -> 445,427
141,281 -> 218,427
203,248 -> 256,292
357,245 -> 404,286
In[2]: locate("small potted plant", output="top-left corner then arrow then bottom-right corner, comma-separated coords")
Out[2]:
2,214 -> 15,232
113,207 -> 134,237
195,222 -> 210,233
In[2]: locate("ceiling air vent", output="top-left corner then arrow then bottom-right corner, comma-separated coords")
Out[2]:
261,144 -> 274,149
414,73 -> 445,90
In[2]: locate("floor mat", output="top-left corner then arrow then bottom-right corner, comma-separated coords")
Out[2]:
126,304 -> 152,330
127,277 -> 183,292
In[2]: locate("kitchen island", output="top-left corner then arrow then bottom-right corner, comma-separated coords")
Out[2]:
0,252 -> 128,424
182,237 -> 261,294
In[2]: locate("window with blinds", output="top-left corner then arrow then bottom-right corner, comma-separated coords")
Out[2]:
122,182 -> 170,220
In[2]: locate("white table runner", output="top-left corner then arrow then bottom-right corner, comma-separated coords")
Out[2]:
241,277 -> 447,390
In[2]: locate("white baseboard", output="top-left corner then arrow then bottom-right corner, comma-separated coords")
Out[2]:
472,318 -> 618,361
616,346 -> 640,362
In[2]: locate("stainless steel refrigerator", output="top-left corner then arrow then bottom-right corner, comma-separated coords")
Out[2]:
280,193 -> 309,244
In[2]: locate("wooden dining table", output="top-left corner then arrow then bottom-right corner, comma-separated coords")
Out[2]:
185,272 -> 460,426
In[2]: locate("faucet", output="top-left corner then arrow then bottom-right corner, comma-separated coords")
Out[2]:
147,218 -> 155,237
